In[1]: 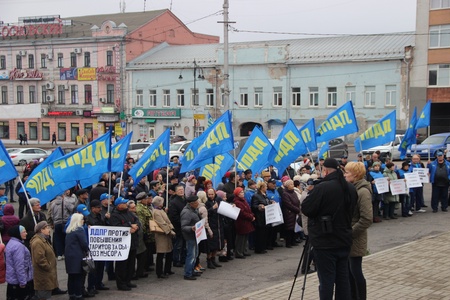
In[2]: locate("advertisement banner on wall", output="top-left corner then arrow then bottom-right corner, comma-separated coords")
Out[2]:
60,68 -> 78,80
78,68 -> 96,81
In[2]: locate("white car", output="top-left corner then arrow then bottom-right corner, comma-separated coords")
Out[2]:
169,141 -> 191,161
362,134 -> 404,160
8,148 -> 51,166
127,142 -> 152,161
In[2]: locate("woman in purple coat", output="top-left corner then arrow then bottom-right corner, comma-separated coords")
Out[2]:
281,180 -> 301,248
233,187 -> 255,258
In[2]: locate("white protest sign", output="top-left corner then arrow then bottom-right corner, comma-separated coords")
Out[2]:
88,226 -> 131,261
374,177 -> 389,194
265,203 -> 283,225
271,202 -> 284,227
389,179 -> 407,195
195,218 -> 207,245
404,173 -> 422,188
217,201 -> 241,220
413,168 -> 429,184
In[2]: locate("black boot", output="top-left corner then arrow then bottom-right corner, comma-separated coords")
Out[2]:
212,257 -> 222,267
207,258 -> 216,269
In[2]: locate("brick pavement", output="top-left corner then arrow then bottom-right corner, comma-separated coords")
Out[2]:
234,231 -> 450,300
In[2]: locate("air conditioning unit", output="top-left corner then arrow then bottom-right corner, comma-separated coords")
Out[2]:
75,109 -> 83,116
63,83 -> 69,90
74,48 -> 82,54
19,50 -> 27,56
46,53 -> 53,60
41,108 -> 48,115
99,98 -> 106,103
46,95 -> 55,102
173,122 -> 181,127
46,82 -> 55,90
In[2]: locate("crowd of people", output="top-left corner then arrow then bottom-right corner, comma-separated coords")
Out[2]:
0,148 -> 449,300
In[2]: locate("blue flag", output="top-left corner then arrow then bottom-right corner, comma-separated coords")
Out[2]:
399,107 -> 417,159
79,131 -> 133,188
0,140 -> 19,184
207,113 -> 214,128
317,141 -> 329,160
298,118 -> 317,152
199,153 -> 234,189
354,110 -> 396,152
316,101 -> 359,143
181,110 -> 234,172
269,119 -> 307,172
415,100 -> 431,130
129,129 -> 170,185
236,126 -> 274,174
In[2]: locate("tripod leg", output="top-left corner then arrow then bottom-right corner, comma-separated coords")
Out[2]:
301,238 -> 312,300
288,237 -> 307,300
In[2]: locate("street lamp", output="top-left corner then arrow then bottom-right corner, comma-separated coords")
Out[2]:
193,60 -> 204,138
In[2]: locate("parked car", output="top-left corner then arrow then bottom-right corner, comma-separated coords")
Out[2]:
169,141 -> 191,161
8,148 -> 51,166
362,134 -> 404,161
407,132 -> 450,159
127,142 -> 152,160
306,138 -> 348,161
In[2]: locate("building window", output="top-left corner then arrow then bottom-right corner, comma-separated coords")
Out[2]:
177,89 -> 185,107
84,52 -> 90,67
16,55 -> 22,69
0,55 -> 5,69
273,87 -> 282,106
17,122 -> 25,139
431,0 -> 450,9
429,25 -> 450,48
71,85 -> 78,104
70,52 -> 77,67
42,85 -> 47,104
29,86 -> 36,103
364,86 -> 376,107
84,124 -> 93,141
239,88 -> 248,107
70,123 -> 79,141
107,51 -> 113,66
28,54 -> 34,69
254,87 -> 263,107
206,89 -> 214,107
136,89 -> 143,107
29,122 -> 37,140
309,87 -> 319,107
84,85 -> 92,104
385,85 -> 396,106
194,126 -> 205,138
292,87 -> 301,107
58,85 -> 65,104
0,121 -> 10,139
220,88 -> 225,107
1,86 -> 7,104
57,53 -> 63,68
106,84 -> 114,104
139,125 -> 146,138
58,123 -> 66,141
429,64 -> 450,86
40,54 -> 46,68
327,87 -> 337,107
165,126 -> 175,138
42,122 -> 50,140
17,86 -> 24,104
191,88 -> 199,106
346,86 -> 356,103
162,90 -> 169,107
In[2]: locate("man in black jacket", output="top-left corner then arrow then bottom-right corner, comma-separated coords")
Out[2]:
167,185 -> 186,267
301,158 -> 357,300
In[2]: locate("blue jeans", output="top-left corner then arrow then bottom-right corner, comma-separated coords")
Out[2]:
314,247 -> 351,300
184,239 -> 198,277
431,185 -> 449,211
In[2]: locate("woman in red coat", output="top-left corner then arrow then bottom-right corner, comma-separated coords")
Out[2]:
233,187 -> 255,258
281,180 -> 301,248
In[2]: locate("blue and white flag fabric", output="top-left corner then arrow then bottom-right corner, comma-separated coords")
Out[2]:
298,118 -> 317,152
415,100 -> 431,130
181,110 -> 234,172
129,129 -> 170,185
316,101 -> 359,143
269,119 -> 307,173
236,126 -> 274,174
399,107 -> 417,159
0,139 -> 19,184
317,141 -> 329,160
354,110 -> 396,153
207,113 -> 214,128
199,153 -> 234,189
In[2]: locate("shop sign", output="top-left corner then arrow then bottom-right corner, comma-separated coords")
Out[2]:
0,18 -> 63,37
77,68 -> 96,81
60,68 -> 78,80
132,108 -> 181,119
92,107 -> 115,114
47,111 -> 75,117
9,68 -> 43,80
98,115 -> 119,122
0,70 -> 9,80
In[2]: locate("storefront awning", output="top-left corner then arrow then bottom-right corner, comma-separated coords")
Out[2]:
145,119 -> 156,123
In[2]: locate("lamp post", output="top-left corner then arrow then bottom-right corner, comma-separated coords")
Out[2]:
193,60 -> 204,138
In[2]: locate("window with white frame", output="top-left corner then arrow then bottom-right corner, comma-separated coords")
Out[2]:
346,86 -> 356,103
273,87 -> 282,106
29,86 -> 36,103
1,86 -> 8,104
385,85 -> 396,106
0,55 -> 6,69
429,25 -> 450,48
194,126 -> 205,138
106,51 -> 113,66
162,90 -> 169,107
106,84 -> 114,104
292,87 -> 301,107
139,125 -> 146,138
58,85 -> 65,104
71,85 -> 78,104
240,88 -> 248,106
17,86 -> 23,104
254,87 -> 263,107
16,55 -> 22,69
28,54 -> 34,69
431,0 -> 450,9
364,86 -> 376,107
177,89 -> 185,107
70,52 -> 77,68
191,88 -> 199,106
40,54 -> 46,68
165,126 -> 175,138
136,90 -> 143,107
149,90 -> 158,107
220,88 -> 225,107
84,52 -> 90,67
309,87 -> 319,107
327,87 -> 337,107
206,89 -> 214,107
42,85 -> 47,104
84,85 -> 92,104
429,64 -> 450,86
57,53 -> 63,68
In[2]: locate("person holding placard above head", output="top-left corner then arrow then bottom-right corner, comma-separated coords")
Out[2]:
427,151 -> 450,213
382,162 -> 400,220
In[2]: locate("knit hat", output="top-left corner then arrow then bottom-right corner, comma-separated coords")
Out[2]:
34,221 -> 49,233
76,189 -> 89,196
233,187 -> 244,197
281,176 -> 290,183
372,161 -> 381,167
187,175 -> 196,182
90,199 -> 101,208
323,158 -> 339,169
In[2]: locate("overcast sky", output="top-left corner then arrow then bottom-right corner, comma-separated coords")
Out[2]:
2,0 -> 417,42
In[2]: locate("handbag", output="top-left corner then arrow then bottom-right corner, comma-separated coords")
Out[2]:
82,251 -> 95,273
149,219 -> 164,233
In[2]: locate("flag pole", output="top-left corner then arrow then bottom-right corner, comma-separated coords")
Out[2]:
18,176 -> 37,226
212,157 -> 216,189
108,129 -> 113,211
166,164 -> 169,205
117,171 -> 124,197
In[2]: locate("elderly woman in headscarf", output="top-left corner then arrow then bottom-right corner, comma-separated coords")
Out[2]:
5,225 -> 34,300
281,180 -> 301,248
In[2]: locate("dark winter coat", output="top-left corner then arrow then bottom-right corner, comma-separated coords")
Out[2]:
109,208 -> 140,250
251,192 -> 270,227
180,204 -> 200,241
205,196 -> 225,251
281,188 -> 301,231
167,195 -> 186,234
1,204 -> 20,244
20,211 -> 47,249
234,196 -> 254,235
64,227 -> 89,274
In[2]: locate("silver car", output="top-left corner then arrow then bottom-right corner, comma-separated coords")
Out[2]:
8,148 -> 51,166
